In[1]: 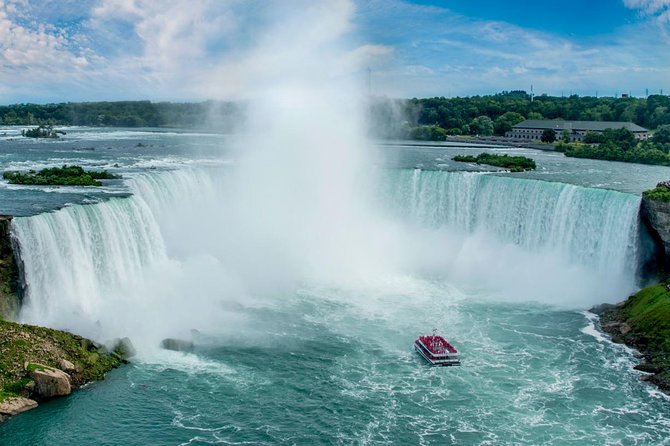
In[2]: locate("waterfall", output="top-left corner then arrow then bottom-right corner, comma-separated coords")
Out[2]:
9,167 -> 646,341
12,194 -> 167,332
381,169 -> 641,278
374,169 -> 642,306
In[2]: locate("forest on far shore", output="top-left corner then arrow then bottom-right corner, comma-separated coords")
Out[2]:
368,91 -> 670,139
1,92 -> 669,139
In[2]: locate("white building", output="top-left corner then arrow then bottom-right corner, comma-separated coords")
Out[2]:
506,120 -> 649,142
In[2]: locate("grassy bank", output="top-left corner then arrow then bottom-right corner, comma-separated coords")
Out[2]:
0,319 -> 122,403
596,284 -> 670,392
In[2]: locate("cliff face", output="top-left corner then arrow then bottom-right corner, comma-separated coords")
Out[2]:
0,216 -> 21,320
641,197 -> 670,252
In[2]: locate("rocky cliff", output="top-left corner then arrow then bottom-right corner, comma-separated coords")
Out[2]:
0,216 -> 21,320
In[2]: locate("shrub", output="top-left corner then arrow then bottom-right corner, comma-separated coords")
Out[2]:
644,181 -> 670,202
3,165 -> 121,187
452,153 -> 536,171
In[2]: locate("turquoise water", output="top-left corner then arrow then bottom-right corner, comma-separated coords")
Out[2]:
1,129 -> 670,445
2,288 -> 669,445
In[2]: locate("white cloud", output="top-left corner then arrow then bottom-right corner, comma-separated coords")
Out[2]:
624,0 -> 670,22
0,2 -> 89,71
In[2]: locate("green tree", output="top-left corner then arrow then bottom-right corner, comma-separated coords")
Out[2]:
541,129 -> 556,143
494,112 -> 525,136
469,116 -> 494,136
561,129 -> 571,143
653,125 -> 670,144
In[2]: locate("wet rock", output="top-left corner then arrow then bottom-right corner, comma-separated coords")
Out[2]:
111,337 -> 136,360
589,303 -> 618,315
160,338 -> 194,352
634,363 -> 662,374
0,397 -> 38,416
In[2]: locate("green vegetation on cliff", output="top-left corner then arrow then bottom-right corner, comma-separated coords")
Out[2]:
453,153 -> 536,172
596,284 -> 670,393
0,319 -> 122,402
643,181 -> 670,202
3,165 -> 120,187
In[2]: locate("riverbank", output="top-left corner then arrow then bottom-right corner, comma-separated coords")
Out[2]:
0,319 -> 123,422
592,283 -> 670,394
445,136 -> 556,151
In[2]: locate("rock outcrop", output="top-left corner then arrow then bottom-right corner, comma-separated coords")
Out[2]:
0,215 -> 21,320
0,318 -> 123,423
111,337 -> 136,360
27,363 -> 72,398
0,397 -> 38,417
640,197 -> 670,270
161,338 -> 194,352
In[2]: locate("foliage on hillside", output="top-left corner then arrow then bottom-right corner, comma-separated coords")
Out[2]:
3,165 -> 120,187
452,153 -> 536,172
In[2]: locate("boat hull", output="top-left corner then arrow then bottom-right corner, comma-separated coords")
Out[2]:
414,343 -> 460,366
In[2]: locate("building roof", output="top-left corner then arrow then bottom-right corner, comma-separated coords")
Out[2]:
512,120 -> 648,132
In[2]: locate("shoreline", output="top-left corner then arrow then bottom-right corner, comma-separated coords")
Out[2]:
0,318 -> 126,423
591,284 -> 670,395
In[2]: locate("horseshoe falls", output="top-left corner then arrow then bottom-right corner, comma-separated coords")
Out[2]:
4,159 -> 669,445
13,168 -> 643,341
378,169 -> 643,307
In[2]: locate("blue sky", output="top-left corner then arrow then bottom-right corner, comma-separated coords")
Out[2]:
417,0 -> 638,37
0,0 -> 668,103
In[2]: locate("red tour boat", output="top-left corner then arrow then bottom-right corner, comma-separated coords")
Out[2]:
414,332 -> 460,366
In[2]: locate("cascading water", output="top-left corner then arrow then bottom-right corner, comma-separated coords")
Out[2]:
13,196 -> 167,333
11,166 -> 645,345
382,169 -> 641,278
374,168 -> 643,307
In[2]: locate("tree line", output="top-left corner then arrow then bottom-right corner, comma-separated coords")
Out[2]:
368,91 -> 670,140
2,92 -> 669,138
0,100 -> 243,130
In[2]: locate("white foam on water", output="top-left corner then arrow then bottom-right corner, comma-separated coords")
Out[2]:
580,311 -> 609,343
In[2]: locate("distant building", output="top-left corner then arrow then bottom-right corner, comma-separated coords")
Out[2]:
506,120 -> 649,142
